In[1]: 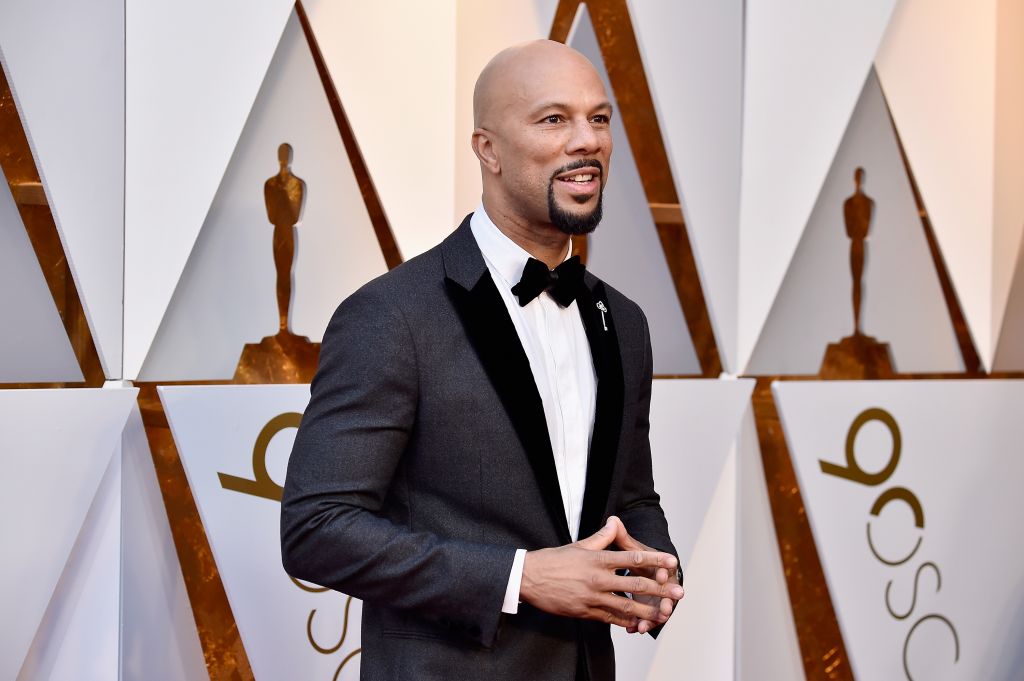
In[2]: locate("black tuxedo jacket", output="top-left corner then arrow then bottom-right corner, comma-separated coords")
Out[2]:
281,216 -> 677,681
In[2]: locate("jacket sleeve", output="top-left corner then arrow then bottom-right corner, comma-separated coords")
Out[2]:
614,308 -> 679,639
280,286 -> 515,647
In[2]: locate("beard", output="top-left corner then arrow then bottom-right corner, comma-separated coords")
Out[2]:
547,159 -> 604,235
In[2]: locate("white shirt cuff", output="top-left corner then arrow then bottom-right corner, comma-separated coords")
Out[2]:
501,549 -> 527,614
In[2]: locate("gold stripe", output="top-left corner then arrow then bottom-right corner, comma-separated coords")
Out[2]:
0,61 -> 105,388
296,0 -> 403,271
879,82 -> 984,375
137,383 -> 256,681
550,0 -> 722,377
11,180 -> 46,205
752,378 -> 855,681
648,202 -> 685,225
134,5 -> 410,677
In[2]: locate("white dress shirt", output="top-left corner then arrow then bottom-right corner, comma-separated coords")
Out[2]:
469,204 -> 597,615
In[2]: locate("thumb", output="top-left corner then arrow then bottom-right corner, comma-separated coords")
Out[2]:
609,517 -> 645,551
574,517 -> 617,550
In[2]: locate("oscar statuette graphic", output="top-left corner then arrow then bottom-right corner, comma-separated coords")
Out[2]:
235,143 -> 320,383
820,167 -> 895,379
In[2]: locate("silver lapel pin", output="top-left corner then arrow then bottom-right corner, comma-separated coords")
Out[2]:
596,301 -> 608,331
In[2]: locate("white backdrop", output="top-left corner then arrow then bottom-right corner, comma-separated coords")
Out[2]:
3,1 -> 1024,680
747,69 -> 962,375
0,388 -> 136,680
162,384 -> 362,681
777,380 -> 1024,680
140,9 -> 386,381
158,379 -> 769,681
1,0 -> 1022,379
0,179 -> 82,382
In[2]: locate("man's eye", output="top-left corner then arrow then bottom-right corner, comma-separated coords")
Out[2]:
591,115 -> 610,124
543,115 -> 562,124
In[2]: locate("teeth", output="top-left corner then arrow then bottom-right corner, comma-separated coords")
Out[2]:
567,174 -> 593,182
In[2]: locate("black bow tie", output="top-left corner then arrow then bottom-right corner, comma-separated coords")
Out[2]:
511,255 -> 586,307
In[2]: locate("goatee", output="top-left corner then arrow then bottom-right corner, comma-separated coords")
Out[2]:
547,160 -> 604,235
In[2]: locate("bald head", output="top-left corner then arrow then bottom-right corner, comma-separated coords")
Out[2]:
470,39 -> 613,242
473,40 -> 604,129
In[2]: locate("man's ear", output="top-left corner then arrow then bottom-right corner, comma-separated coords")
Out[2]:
472,129 -> 500,175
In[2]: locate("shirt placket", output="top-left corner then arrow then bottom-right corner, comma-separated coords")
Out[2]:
547,298 -> 584,540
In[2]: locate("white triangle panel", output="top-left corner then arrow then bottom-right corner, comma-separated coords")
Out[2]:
139,10 -> 386,381
747,69 -> 963,375
992,0 -> 1024,363
17,450 -> 121,681
738,0 -> 898,372
120,404 -> 209,681
776,380 -> 1024,680
644,449 -> 737,681
0,387 -> 137,681
612,377 -> 753,680
734,407 -> 804,680
875,0 -> 998,369
629,0 -> 744,372
453,0 -> 560,218
0,1 -> 125,377
303,0 -> 456,259
0,179 -> 82,382
993,235 -> 1024,370
162,384 -> 362,680
646,378 -> 753,567
571,5 -> 700,374
123,0 -> 294,379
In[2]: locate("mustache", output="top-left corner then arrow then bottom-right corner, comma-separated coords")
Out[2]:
549,159 -> 604,181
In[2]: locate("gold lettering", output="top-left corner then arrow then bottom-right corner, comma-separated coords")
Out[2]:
871,487 -> 925,529
332,647 -> 362,681
820,407 -> 901,485
903,613 -> 959,680
885,562 -> 941,620
219,412 -> 303,501
866,487 -> 925,566
305,595 -> 355,655
291,576 -> 329,593
825,408 -> 961,676
866,521 -> 922,566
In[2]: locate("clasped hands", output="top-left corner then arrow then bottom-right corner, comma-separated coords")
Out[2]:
520,516 -> 684,634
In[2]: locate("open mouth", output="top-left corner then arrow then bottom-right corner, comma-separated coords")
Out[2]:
552,162 -> 603,197
557,171 -> 598,184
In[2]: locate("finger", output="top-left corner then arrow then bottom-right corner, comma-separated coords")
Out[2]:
588,607 -> 640,630
622,564 -> 657,580
606,516 -> 642,554
631,593 -> 662,609
604,574 -> 684,600
610,519 -> 657,553
596,593 -> 664,623
656,567 -> 669,584
600,549 -> 678,572
575,518 -> 618,551
660,597 -> 674,617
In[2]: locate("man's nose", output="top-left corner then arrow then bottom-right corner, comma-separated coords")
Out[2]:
565,118 -> 603,155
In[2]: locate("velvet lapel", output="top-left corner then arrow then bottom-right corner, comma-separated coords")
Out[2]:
575,279 -> 625,539
442,219 -> 573,545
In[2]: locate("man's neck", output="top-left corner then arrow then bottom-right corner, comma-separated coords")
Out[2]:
481,199 -> 569,269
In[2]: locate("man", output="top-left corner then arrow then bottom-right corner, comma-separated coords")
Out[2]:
281,40 -> 683,681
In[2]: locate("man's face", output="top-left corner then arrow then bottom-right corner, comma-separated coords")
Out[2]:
490,54 -> 613,235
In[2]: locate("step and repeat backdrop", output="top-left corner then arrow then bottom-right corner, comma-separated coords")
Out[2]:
2,1 -> 1023,680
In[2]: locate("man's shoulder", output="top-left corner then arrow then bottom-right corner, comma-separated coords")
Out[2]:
344,232 -> 454,307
